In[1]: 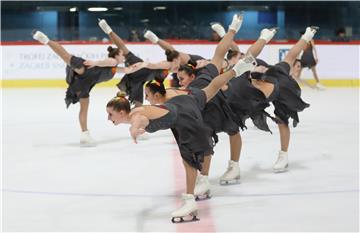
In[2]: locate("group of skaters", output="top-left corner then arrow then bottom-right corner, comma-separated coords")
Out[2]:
32,13 -> 319,223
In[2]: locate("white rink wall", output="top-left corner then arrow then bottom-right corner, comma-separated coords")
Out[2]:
2,43 -> 359,80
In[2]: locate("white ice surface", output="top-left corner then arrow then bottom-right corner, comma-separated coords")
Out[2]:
2,87 -> 359,232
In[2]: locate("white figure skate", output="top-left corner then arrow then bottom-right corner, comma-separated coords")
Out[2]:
210,22 -> 226,38
194,174 -> 211,201
98,19 -> 113,34
171,194 -> 199,223
301,26 -> 319,43
273,150 -> 288,173
80,130 -> 96,147
143,30 -> 159,43
219,160 -> 240,185
228,13 -> 244,33
259,27 -> 279,43
32,30 -> 49,44
232,53 -> 257,77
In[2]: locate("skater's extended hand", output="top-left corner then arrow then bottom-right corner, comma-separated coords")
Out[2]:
130,126 -> 145,144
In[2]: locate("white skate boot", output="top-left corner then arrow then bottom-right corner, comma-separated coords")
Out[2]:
220,160 -> 240,185
315,82 -> 326,90
80,130 -> 96,147
232,54 -> 257,77
210,22 -> 226,38
32,31 -> 49,44
171,194 -> 199,223
143,30 -> 159,43
259,27 -> 278,43
301,26 -> 319,43
194,174 -> 211,201
228,13 -> 244,33
98,19 -> 113,34
273,150 -> 288,173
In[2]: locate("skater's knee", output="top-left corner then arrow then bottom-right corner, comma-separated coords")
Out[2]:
74,67 -> 85,75
277,122 -> 289,130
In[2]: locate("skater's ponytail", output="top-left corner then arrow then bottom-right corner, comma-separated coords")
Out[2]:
107,92 -> 131,113
107,46 -> 120,58
145,78 -> 166,96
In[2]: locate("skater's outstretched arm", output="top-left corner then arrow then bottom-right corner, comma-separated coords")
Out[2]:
83,58 -> 118,68
129,113 -> 149,144
129,105 -> 171,143
98,19 -> 130,55
122,60 -> 172,75
142,61 -> 172,70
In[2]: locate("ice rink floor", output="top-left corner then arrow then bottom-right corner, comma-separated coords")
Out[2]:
2,87 -> 359,232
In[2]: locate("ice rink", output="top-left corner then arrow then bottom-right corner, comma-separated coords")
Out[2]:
2,87 -> 359,232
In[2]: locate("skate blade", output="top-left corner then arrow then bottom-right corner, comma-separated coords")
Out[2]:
80,142 -> 97,148
269,27 -> 280,31
219,178 -> 240,186
195,191 -> 211,201
273,168 -> 288,173
137,134 -> 149,141
171,214 -> 200,223
315,86 -> 326,91
310,26 -> 320,30
31,29 -> 38,36
273,165 -> 289,173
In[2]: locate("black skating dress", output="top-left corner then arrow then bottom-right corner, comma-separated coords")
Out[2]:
227,60 -> 309,132
117,51 -> 168,104
65,56 -> 117,107
300,43 -> 317,68
188,63 -> 239,144
145,88 -> 213,170
263,61 -> 310,127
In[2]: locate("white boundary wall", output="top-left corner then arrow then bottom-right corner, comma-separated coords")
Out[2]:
1,44 -> 359,80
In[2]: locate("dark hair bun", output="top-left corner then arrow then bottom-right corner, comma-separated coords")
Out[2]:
154,76 -> 165,84
107,46 -> 114,53
165,49 -> 180,61
165,49 -> 172,56
226,49 -> 239,60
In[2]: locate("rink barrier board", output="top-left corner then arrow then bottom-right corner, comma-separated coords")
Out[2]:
1,40 -> 360,45
1,41 -> 359,87
1,78 -> 359,88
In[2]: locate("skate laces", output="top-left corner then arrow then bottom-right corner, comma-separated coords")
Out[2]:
195,175 -> 203,186
243,53 -> 257,66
